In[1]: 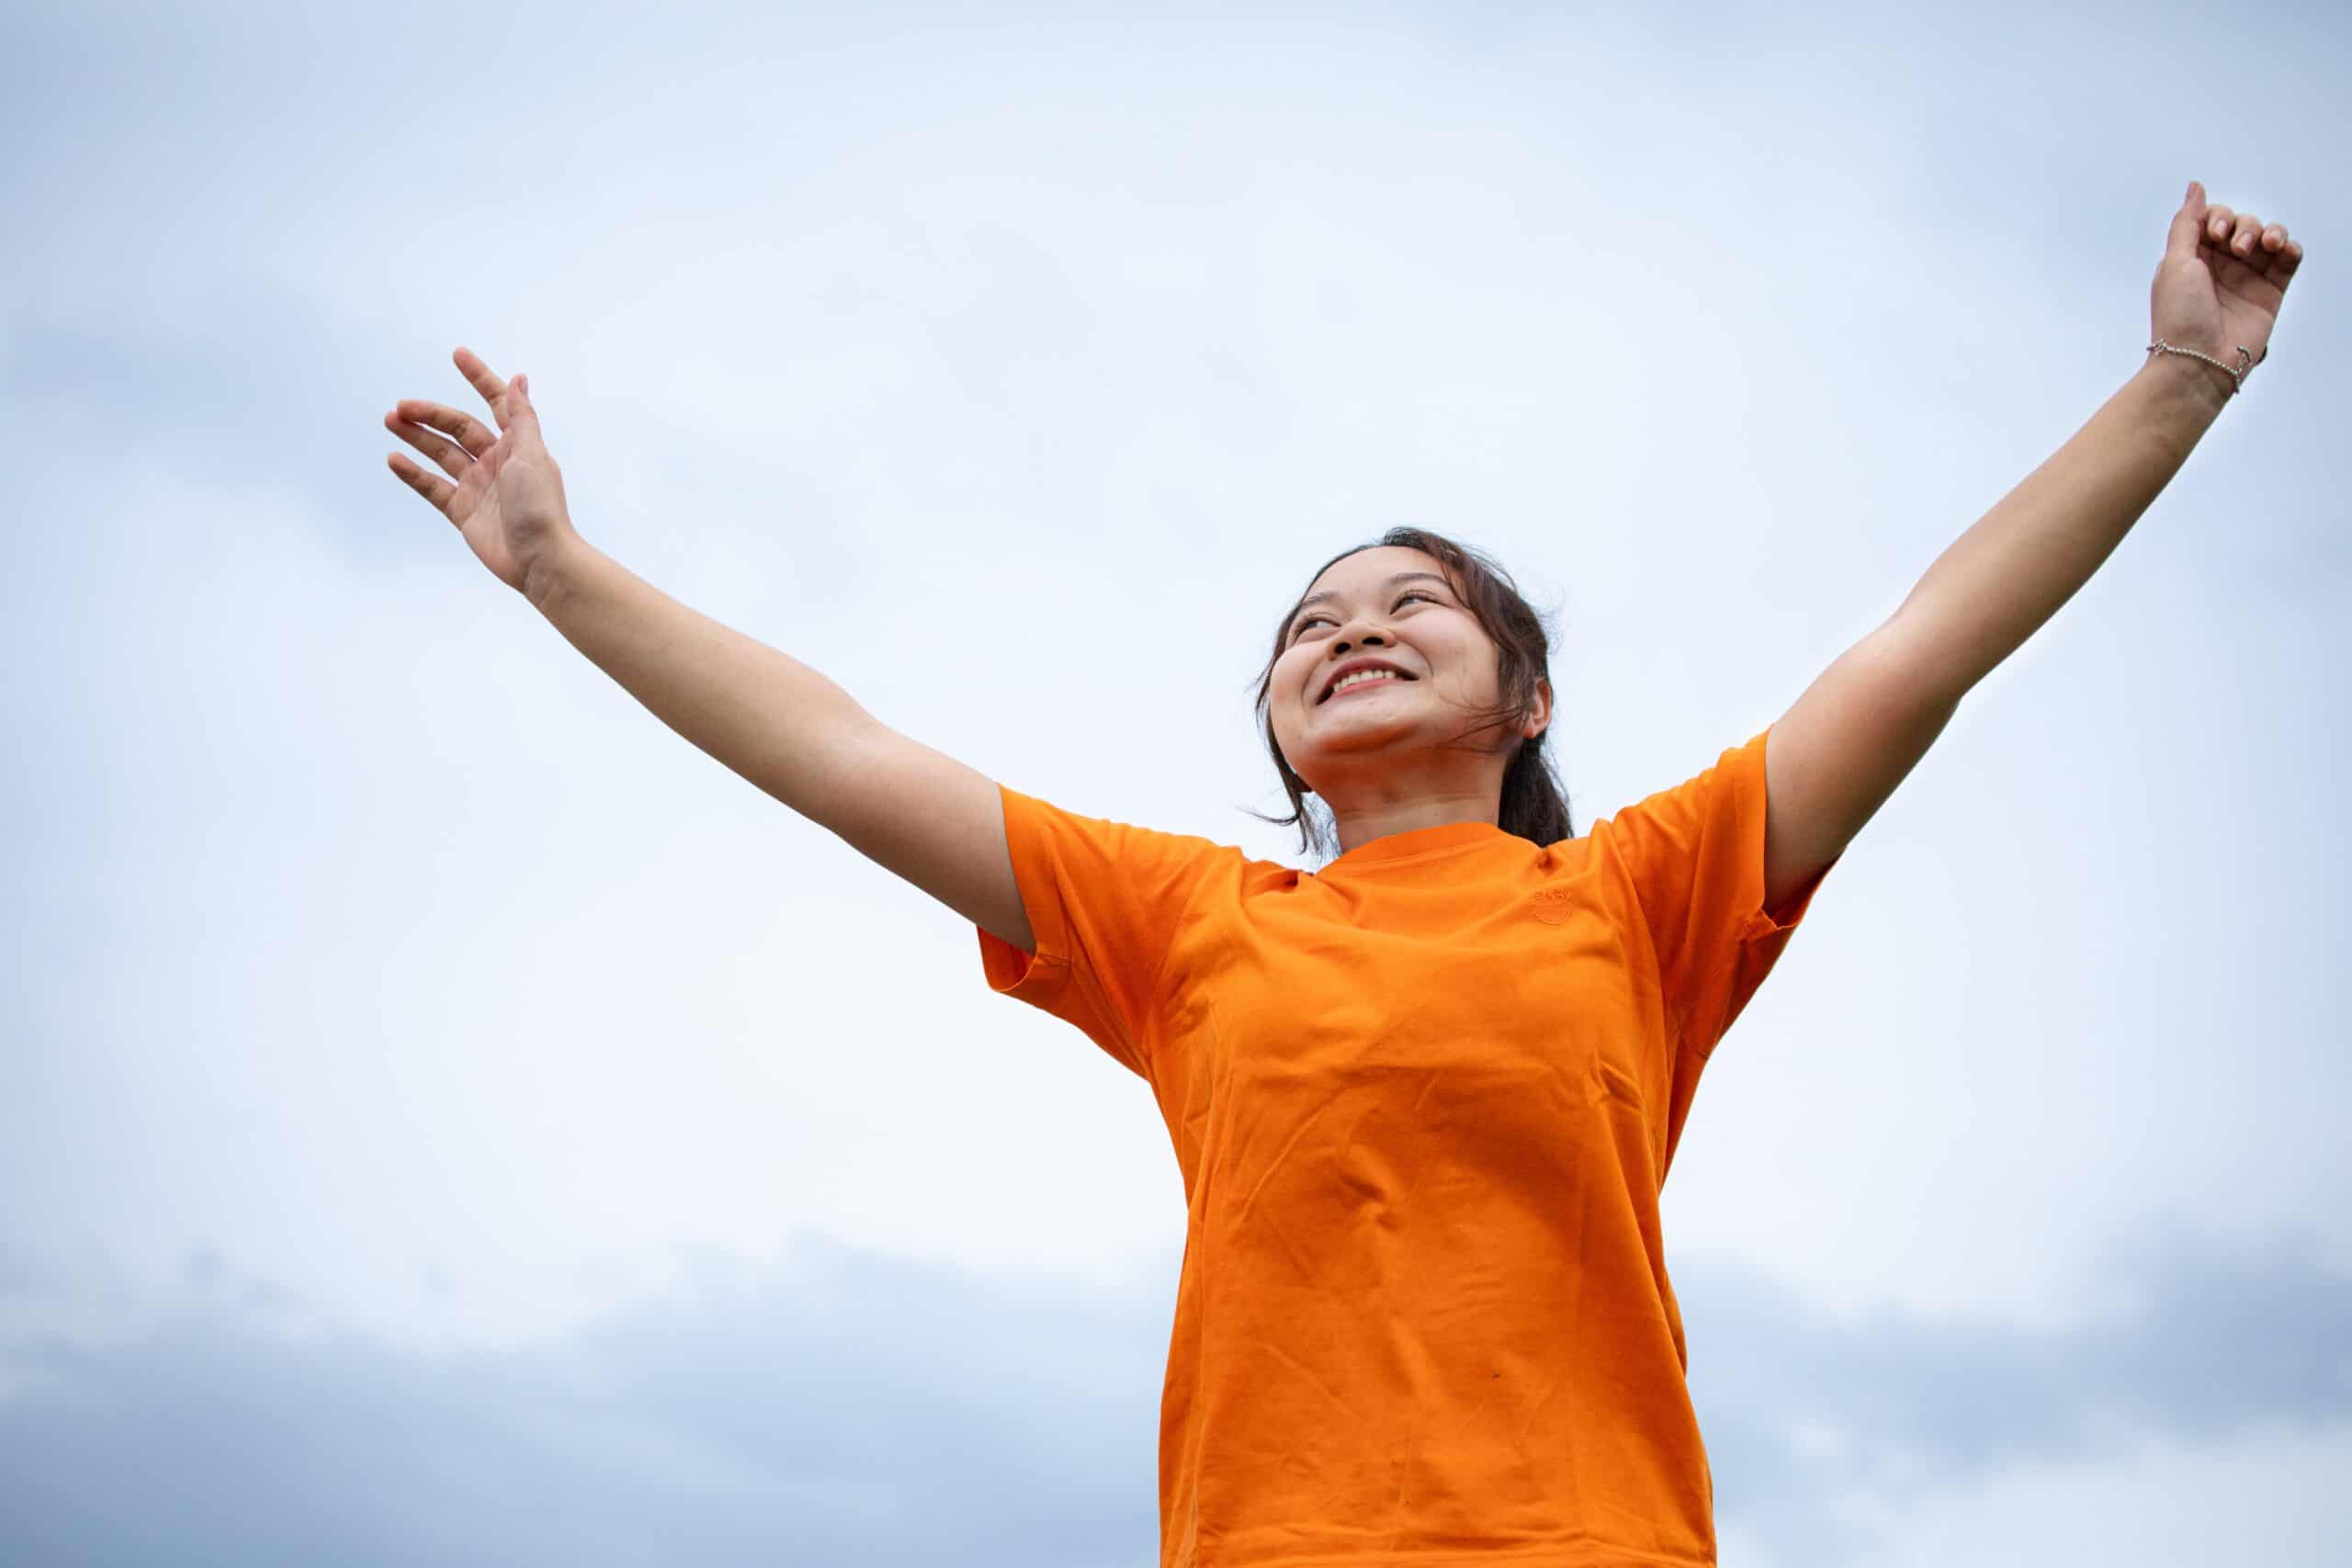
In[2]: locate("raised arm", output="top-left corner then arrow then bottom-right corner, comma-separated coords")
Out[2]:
534,542 -> 1035,952
1758,184 -> 2301,916
385,348 -> 1035,955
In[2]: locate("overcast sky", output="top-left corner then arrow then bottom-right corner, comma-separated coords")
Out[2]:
4,0 -> 2346,1562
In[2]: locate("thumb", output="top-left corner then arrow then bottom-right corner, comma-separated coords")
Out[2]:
2165,179 -> 2208,263
506,372 -> 542,436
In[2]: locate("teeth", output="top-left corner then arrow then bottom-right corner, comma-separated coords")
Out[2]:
1329,670 -> 1403,697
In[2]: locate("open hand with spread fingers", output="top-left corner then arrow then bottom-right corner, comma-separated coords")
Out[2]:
2153,181 -> 2304,397
385,347 -> 579,597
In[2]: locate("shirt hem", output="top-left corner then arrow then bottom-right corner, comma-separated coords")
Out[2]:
1195,1540 -> 1713,1568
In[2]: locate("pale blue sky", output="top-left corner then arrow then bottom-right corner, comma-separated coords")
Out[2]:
4,0 -> 2346,1562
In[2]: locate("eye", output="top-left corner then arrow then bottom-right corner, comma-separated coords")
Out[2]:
1289,591 -> 1439,641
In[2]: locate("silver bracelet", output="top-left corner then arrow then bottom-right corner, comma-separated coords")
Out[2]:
2146,338 -> 2266,397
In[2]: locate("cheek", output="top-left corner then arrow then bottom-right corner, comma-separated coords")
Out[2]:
1430,637 -> 1498,694
1275,650 -> 1316,697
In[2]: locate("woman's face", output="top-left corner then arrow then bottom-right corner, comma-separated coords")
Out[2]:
1268,546 -> 1546,800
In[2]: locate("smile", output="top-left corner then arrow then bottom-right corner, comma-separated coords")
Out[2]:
1322,672 -> 1413,703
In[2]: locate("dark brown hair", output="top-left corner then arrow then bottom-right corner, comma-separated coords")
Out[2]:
1242,527 -> 1575,863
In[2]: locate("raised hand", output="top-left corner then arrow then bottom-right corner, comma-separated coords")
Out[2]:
2153,181 -> 2303,393
385,347 -> 577,596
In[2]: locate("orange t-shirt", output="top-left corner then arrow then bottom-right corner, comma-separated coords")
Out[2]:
976,726 -> 1836,1568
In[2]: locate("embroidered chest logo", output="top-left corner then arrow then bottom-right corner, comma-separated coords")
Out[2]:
1529,886 -> 1573,927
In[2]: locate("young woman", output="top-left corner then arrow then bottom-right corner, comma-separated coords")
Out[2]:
383,182 -> 2298,1566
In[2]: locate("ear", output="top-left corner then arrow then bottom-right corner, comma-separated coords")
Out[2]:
1526,676 -> 1553,739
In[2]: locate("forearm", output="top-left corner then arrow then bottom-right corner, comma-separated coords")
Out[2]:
527,538 -> 879,823
1891,351 -> 2232,697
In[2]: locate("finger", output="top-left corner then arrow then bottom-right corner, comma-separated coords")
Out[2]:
388,451 -> 458,516
502,369 -> 545,443
454,345 -> 511,416
384,410 -> 476,479
2251,222 -> 2299,284
2267,234 -> 2303,291
2228,212 -> 2265,258
2166,182 -> 2208,262
2203,204 -> 2236,248
2256,223 -> 2294,267
476,370 -> 546,458
392,398 -> 497,457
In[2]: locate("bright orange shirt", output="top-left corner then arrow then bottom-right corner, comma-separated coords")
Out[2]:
976,727 -> 1836,1568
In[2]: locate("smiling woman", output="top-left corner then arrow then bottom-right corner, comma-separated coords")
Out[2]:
387,328 -> 1848,1567
969,541 -> 1818,1565
382,344 -> 1833,1563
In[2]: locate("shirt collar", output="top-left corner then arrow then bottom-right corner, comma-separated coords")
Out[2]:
1320,818 -> 1512,872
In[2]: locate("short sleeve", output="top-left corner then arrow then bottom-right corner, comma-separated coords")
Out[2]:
976,784 -> 1231,1082
1595,725 -> 1837,1058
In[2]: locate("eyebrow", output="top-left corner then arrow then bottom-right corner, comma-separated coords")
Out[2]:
1287,571 -> 1453,636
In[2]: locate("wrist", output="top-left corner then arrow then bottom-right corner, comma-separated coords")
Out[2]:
2144,342 -> 2241,412
524,531 -> 595,613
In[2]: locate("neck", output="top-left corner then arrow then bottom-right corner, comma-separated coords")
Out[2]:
1326,790 -> 1501,856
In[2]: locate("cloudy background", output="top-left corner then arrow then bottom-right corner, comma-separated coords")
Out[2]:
4,0 -> 2346,1562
